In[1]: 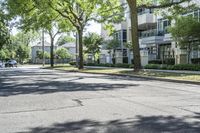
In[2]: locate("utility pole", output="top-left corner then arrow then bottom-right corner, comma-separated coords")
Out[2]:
42,29 -> 45,67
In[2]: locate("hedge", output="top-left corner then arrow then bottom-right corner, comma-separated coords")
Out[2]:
148,58 -> 175,65
191,58 -> 200,64
86,63 -> 133,68
144,64 -> 200,71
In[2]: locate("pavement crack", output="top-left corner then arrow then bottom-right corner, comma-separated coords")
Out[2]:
72,99 -> 84,106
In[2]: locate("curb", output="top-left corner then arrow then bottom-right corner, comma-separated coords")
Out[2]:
44,68 -> 200,85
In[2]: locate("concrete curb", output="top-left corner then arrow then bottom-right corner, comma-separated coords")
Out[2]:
44,67 -> 200,85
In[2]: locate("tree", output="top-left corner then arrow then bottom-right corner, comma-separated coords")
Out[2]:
7,0 -> 73,67
36,51 -> 50,59
16,44 -> 30,63
0,7 -> 10,50
105,39 -> 120,64
83,33 -> 103,62
169,16 -> 200,64
47,0 -> 124,69
55,48 -> 71,63
56,35 -> 75,46
126,0 -> 197,71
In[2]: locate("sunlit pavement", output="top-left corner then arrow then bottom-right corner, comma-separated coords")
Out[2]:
0,66 -> 200,133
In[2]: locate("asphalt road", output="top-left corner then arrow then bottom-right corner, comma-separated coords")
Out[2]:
0,66 -> 200,133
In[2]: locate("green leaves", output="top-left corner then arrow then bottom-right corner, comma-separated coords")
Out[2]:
56,35 -> 75,46
0,8 -> 11,50
55,48 -> 71,59
83,33 -> 103,54
169,16 -> 200,48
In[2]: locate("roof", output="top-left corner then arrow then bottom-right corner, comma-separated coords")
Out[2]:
61,42 -> 76,48
32,41 -> 54,47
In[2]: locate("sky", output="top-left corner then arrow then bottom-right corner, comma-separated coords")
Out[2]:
11,20 -> 102,45
11,21 -> 102,35
85,21 -> 101,35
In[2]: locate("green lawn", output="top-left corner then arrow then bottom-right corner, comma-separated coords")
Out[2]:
44,64 -> 200,82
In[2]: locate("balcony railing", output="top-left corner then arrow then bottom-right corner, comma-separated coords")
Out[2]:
139,29 -> 164,38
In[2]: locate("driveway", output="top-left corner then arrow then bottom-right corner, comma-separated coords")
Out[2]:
0,66 -> 200,133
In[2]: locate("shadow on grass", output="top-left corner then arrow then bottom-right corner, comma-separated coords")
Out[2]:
20,115 -> 200,133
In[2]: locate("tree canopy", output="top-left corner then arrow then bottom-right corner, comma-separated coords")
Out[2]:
0,6 -> 10,50
56,35 -> 75,46
169,16 -> 200,63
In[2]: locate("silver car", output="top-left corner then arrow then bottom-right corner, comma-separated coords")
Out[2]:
5,60 -> 17,67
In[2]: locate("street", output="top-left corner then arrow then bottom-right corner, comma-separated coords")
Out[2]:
0,66 -> 200,133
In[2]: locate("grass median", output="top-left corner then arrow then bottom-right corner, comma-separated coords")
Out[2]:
44,64 -> 200,82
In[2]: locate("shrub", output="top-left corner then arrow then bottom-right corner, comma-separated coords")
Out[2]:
148,60 -> 162,64
172,64 -> 200,71
164,58 -> 175,65
115,63 -> 130,68
85,63 -> 133,68
144,64 -> 200,71
191,58 -> 200,64
144,64 -> 161,69
69,61 -> 76,66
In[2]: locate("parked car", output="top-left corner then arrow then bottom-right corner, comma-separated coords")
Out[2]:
0,60 -> 3,68
5,60 -> 17,67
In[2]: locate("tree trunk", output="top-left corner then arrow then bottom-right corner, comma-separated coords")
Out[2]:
127,0 -> 141,72
50,37 -> 54,68
78,29 -> 84,69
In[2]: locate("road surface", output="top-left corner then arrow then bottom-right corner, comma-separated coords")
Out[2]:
0,66 -> 200,133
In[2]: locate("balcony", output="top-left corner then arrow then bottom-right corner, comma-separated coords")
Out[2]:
138,13 -> 157,30
139,29 -> 164,38
139,29 -> 165,45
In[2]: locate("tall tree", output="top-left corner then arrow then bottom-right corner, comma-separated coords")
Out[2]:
7,0 -> 73,67
0,5 -> 10,50
16,44 -> 30,64
47,0 -> 124,69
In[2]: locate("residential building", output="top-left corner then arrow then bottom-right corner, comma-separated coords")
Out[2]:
61,42 -> 76,61
101,0 -> 200,66
31,41 -> 58,63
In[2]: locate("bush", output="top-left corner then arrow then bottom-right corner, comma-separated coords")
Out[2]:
69,61 -> 76,66
144,64 -> 161,69
148,60 -> 162,64
191,58 -> 200,64
164,58 -> 175,65
85,63 -> 133,68
115,63 -> 131,68
144,64 -> 200,71
172,64 -> 200,71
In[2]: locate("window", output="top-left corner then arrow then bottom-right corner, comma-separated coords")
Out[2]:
123,30 -> 127,43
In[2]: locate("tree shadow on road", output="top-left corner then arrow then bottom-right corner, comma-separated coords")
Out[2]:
0,79 -> 139,97
0,69 -> 144,97
19,115 -> 200,133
